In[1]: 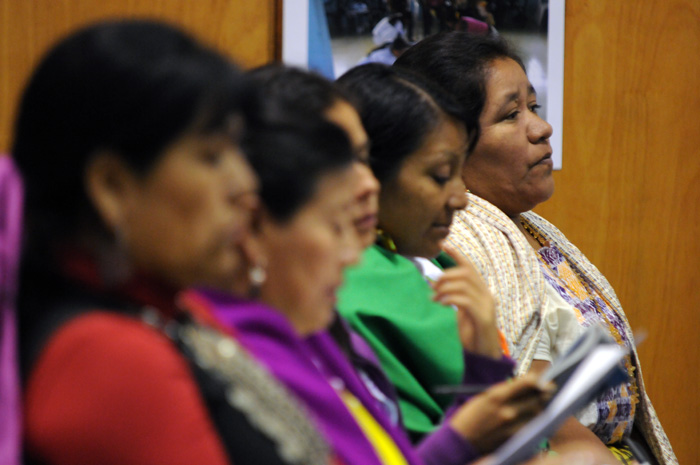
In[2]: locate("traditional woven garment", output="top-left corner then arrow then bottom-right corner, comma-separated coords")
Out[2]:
446,194 -> 545,373
535,244 -> 638,444
447,192 -> 678,465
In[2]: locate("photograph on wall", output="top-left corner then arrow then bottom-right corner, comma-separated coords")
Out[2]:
286,0 -> 564,168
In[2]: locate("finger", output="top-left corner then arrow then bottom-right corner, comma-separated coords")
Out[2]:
432,279 -> 478,302
433,270 -> 488,298
484,376 -> 545,402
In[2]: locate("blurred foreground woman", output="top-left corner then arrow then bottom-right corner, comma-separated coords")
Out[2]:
14,20 -> 331,465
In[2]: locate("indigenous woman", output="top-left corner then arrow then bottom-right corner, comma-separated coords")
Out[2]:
333,63 -> 556,459
395,31 -> 676,465
15,20 -> 331,465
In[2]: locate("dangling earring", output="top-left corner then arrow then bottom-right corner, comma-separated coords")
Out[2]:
376,228 -> 397,253
248,261 -> 267,298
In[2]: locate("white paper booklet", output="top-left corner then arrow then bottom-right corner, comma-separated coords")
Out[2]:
480,324 -> 631,465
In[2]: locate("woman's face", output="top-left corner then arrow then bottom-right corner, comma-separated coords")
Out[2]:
462,57 -> 554,217
119,126 -> 258,289
325,100 -> 380,249
378,116 -> 469,258
260,167 -> 360,335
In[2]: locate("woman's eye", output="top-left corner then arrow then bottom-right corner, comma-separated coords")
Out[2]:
432,175 -> 450,186
504,110 -> 519,121
354,149 -> 371,165
529,104 -> 542,114
200,150 -> 224,166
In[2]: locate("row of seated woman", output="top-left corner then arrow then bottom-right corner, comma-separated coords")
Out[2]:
0,19 -> 676,465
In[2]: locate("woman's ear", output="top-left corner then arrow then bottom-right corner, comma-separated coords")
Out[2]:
84,152 -> 137,234
243,206 -> 273,267
228,206 -> 273,296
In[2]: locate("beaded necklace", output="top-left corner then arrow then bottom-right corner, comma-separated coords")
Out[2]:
521,220 -> 548,247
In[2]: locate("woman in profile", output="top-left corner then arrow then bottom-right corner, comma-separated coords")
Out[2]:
14,20 -> 331,465
395,31 -> 676,464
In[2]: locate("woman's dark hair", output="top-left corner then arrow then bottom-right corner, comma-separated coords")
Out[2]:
248,64 -> 355,121
394,31 -> 525,135
335,63 -> 469,184
12,20 -> 255,362
243,65 -> 355,221
244,118 -> 354,223
12,19 -> 255,248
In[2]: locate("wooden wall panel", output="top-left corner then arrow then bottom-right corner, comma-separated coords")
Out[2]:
534,1 -> 700,462
0,0 -> 278,152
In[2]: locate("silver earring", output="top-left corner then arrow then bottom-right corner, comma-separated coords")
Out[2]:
249,264 -> 267,286
248,262 -> 267,298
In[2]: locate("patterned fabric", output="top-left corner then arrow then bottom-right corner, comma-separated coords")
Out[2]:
609,445 -> 635,465
522,211 -> 678,465
152,311 -> 332,465
447,192 -> 677,464
536,245 -> 638,444
446,194 -> 545,373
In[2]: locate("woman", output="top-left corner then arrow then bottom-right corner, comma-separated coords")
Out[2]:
191,67 -> 555,465
193,117 -> 419,465
394,32 -> 676,464
332,62 -> 556,457
14,20 -> 331,465
246,64 -> 380,250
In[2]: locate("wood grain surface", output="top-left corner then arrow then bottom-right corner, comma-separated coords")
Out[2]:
0,0 -> 277,151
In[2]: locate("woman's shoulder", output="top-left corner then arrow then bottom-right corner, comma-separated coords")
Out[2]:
29,311 -> 182,374
24,311 -> 230,465
340,245 -> 434,306
346,245 -> 426,281
24,311 -> 201,423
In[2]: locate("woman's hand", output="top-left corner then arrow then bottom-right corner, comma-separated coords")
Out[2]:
448,373 -> 555,454
431,244 -> 501,358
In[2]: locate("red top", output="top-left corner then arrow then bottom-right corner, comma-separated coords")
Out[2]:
24,312 -> 231,465
23,253 -> 231,465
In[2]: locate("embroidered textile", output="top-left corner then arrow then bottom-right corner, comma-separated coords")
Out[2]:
522,210 -> 677,464
446,192 -> 677,464
536,245 -> 638,444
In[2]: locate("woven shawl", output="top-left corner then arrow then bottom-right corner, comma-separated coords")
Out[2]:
446,193 -> 545,374
447,192 -> 676,464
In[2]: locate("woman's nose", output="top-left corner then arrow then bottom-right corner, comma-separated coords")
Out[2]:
448,179 -> 468,211
354,163 -> 380,200
339,226 -> 361,267
528,113 -> 553,143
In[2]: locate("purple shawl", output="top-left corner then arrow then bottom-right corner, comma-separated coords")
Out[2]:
0,156 -> 22,465
200,289 -> 423,465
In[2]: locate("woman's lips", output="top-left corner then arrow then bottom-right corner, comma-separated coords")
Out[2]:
534,153 -> 553,167
431,224 -> 451,237
354,212 -> 378,231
